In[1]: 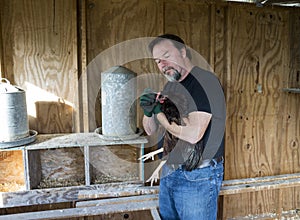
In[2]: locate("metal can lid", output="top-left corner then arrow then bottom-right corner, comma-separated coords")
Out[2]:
0,78 -> 20,93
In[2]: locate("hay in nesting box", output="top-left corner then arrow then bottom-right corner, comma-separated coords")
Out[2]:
92,173 -> 138,185
39,148 -> 85,188
37,178 -> 85,189
0,151 -> 25,192
90,146 -> 139,181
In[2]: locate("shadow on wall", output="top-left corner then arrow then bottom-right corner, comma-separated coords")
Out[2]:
29,101 -> 74,134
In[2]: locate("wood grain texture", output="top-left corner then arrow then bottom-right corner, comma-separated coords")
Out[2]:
288,8 -> 300,89
214,4 -> 227,86
223,189 -> 281,218
0,182 -> 146,208
0,2 -> 3,78
0,1 -> 299,218
164,1 -> 211,66
0,0 -> 78,133
86,0 -> 162,131
223,4 -> 300,219
225,5 -> 291,179
78,0 -> 89,132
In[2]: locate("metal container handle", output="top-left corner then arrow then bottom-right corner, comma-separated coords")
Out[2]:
0,78 -> 11,84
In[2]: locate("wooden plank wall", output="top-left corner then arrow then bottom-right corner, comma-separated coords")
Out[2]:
0,0 -> 78,133
86,0 -> 164,131
0,0 -> 299,219
0,0 -> 82,196
223,4 -> 300,218
0,6 -> 3,78
289,8 -> 300,89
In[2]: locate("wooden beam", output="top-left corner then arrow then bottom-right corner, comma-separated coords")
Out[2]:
76,194 -> 158,208
0,182 -> 144,208
150,208 -> 161,220
220,176 -> 300,195
2,172 -> 299,208
222,172 -> 300,187
78,173 -> 300,198
1,194 -> 299,220
0,133 -> 148,151
0,195 -> 159,220
78,186 -> 159,200
77,0 -> 89,132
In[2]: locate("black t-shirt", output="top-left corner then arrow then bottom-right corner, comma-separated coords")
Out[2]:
161,66 -> 225,165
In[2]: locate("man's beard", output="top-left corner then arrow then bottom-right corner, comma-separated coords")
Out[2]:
163,67 -> 181,82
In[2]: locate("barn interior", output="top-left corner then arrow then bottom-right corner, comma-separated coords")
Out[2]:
0,0 -> 300,219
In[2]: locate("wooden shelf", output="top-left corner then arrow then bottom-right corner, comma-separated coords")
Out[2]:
0,133 -> 148,191
282,88 -> 300,93
1,133 -> 148,151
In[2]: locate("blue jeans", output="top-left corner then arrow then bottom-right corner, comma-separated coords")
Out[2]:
159,160 -> 224,220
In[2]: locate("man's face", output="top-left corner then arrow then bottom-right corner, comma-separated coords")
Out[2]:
152,40 -> 185,82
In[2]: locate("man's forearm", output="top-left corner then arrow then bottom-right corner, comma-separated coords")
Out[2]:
156,111 -> 212,144
142,115 -> 159,135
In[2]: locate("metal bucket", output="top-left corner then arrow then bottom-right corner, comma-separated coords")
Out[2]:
101,66 -> 137,138
0,78 -> 29,142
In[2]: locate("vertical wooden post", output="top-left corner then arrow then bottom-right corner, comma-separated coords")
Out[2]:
22,148 -> 42,190
0,2 -> 4,78
77,0 -> 89,132
222,4 -> 231,220
84,146 -> 91,185
210,3 -> 216,70
22,149 -> 30,190
139,143 -> 145,182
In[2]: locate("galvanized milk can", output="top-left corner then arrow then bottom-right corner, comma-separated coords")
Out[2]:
0,78 -> 30,143
100,66 -> 138,139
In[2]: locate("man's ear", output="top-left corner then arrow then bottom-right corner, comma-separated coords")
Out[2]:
180,48 -> 187,58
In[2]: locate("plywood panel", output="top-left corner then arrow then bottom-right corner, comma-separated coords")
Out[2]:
87,0 -> 160,61
86,0 -> 162,131
0,1 -> 81,194
35,101 -> 74,133
288,9 -> 300,89
214,4 -> 228,87
86,0 -> 161,74
0,2 -> 4,79
222,4 -> 300,219
225,5 -> 290,180
0,0 -> 78,133
281,186 -> 300,213
279,12 -> 300,205
279,94 -> 300,175
223,190 -> 280,218
164,1 -> 211,66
